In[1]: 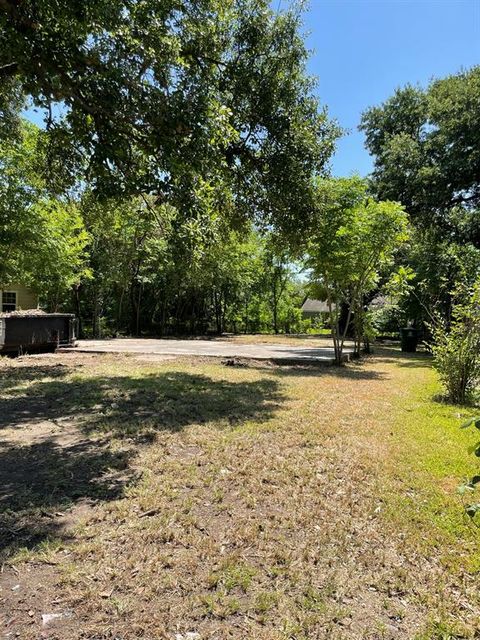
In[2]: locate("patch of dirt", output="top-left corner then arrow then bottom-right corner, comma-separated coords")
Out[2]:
1,563 -> 68,638
1,498 -> 96,640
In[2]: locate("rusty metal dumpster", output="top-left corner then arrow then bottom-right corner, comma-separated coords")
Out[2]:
0,313 -> 76,354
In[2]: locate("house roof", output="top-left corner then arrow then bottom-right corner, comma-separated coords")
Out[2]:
0,310 -> 73,318
301,298 -> 331,313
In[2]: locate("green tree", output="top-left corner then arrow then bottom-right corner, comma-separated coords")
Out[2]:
74,205 -> 307,338
1,0 -> 339,235
24,200 -> 90,311
78,195 -> 173,337
307,178 -> 409,363
0,120 -> 89,306
360,66 -> 480,238
401,229 -> 480,326
360,67 -> 480,329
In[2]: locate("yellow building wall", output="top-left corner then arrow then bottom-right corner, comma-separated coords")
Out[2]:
0,284 -> 39,311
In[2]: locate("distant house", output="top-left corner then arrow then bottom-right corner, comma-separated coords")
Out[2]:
0,284 -> 39,313
368,294 -> 388,310
301,297 -> 334,318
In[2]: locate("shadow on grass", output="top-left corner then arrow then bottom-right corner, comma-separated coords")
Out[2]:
430,392 -> 480,409
0,438 -> 133,560
237,346 -> 433,379
0,371 -> 281,433
0,361 -> 73,388
395,359 -> 432,369
0,369 -> 282,559
370,347 -> 433,369
240,358 -> 388,380
270,364 -> 386,380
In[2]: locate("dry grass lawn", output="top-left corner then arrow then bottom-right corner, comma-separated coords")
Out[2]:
0,347 -> 479,640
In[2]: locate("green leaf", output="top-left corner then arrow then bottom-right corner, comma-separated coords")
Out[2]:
467,440 -> 480,456
465,503 -> 480,518
457,484 -> 475,495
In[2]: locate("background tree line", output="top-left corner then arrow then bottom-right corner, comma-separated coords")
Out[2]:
360,65 -> 480,331
0,0 -> 336,337
1,1 -> 479,366
1,121 -> 310,336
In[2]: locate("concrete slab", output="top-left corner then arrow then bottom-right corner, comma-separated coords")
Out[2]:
60,338 -> 351,364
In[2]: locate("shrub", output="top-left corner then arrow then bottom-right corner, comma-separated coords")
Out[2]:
430,283 -> 480,404
431,320 -> 480,403
369,303 -> 406,336
458,417 -> 480,522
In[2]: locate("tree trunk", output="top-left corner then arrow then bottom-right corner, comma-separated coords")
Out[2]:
272,295 -> 279,334
221,293 -> 226,334
326,288 -> 341,365
272,277 -> 279,334
135,283 -> 142,336
92,289 -> 100,338
160,297 -> 167,336
73,285 -> 82,338
214,290 -> 222,334
117,287 -> 125,335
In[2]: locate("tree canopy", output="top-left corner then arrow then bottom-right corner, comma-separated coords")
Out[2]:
1,0 -> 339,235
0,120 -> 89,306
360,66 -> 480,237
360,66 -> 480,327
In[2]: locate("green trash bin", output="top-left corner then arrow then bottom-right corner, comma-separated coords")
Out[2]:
399,327 -> 419,352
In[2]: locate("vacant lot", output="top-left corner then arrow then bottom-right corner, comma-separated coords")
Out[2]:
67,335 -> 351,363
0,348 -> 479,639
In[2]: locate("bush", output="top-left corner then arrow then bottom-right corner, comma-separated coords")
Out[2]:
369,303 -> 405,336
430,283 -> 480,404
458,417 -> 480,522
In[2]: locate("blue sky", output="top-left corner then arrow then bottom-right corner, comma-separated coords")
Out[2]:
297,0 -> 480,176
